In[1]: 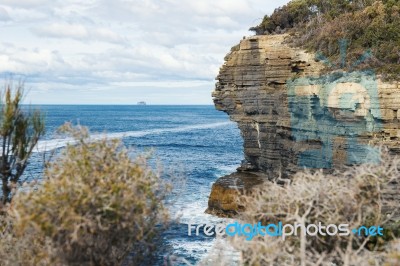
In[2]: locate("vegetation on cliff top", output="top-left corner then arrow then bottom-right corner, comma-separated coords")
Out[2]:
250,0 -> 400,79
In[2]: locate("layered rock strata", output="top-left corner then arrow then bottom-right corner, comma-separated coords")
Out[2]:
207,34 -> 400,216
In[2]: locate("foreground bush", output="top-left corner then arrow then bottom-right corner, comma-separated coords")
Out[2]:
0,123 -> 170,265
222,150 -> 400,265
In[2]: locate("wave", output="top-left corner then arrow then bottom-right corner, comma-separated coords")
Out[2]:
35,121 -> 233,153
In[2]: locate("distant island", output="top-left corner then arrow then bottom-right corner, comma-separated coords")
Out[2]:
137,101 -> 146,106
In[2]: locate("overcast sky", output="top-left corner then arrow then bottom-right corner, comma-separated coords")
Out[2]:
0,0 -> 290,104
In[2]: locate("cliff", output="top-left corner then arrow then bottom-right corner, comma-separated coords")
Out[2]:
207,34 -> 400,216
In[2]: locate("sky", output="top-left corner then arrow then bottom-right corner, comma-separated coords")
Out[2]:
0,0 -> 290,104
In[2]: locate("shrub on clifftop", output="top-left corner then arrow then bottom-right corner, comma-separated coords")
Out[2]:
251,0 -> 400,79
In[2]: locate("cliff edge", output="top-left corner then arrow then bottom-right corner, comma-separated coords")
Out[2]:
207,34 -> 400,216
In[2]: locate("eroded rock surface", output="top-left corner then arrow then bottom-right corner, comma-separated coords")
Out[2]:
205,171 -> 267,217
208,34 -> 400,216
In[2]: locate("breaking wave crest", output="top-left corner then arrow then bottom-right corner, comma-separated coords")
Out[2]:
35,121 -> 233,153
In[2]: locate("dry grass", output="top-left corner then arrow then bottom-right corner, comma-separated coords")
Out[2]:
212,149 -> 400,265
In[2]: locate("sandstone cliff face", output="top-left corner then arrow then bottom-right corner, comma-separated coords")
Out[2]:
207,34 -> 400,216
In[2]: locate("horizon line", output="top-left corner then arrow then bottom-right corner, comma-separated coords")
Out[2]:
21,103 -> 216,106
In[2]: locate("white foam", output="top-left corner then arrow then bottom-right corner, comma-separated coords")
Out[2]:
35,121 -> 233,153
172,193 -> 235,226
215,165 -> 238,177
166,239 -> 215,263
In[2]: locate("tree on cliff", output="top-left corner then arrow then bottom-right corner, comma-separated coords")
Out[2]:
0,83 -> 45,207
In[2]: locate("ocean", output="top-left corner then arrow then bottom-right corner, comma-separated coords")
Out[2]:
25,105 -> 243,265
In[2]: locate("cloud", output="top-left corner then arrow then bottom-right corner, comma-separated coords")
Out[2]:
0,7 -> 10,21
0,44 -> 67,74
33,23 -> 87,39
0,0 -> 51,8
32,23 -> 126,44
0,0 -> 291,104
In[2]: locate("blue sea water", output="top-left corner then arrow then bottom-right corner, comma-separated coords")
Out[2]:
25,105 -> 243,265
